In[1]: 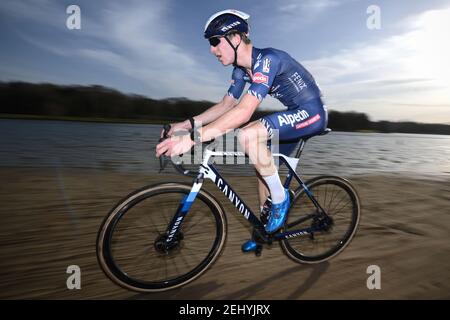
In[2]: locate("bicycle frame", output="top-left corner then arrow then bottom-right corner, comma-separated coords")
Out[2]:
164,143 -> 329,245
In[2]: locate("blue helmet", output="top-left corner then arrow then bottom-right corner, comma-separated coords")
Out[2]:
204,9 -> 250,39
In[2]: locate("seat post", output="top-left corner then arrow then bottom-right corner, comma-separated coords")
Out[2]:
294,128 -> 331,159
295,139 -> 307,159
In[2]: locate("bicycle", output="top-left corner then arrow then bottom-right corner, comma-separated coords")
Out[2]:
96,125 -> 361,292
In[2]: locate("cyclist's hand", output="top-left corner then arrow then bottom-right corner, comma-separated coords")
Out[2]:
160,121 -> 190,139
156,134 -> 194,157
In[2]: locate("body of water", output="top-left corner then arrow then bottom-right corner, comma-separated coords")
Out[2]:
1,119 -> 449,178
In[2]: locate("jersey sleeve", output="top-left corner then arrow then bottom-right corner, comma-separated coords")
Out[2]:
227,67 -> 247,99
247,53 -> 280,101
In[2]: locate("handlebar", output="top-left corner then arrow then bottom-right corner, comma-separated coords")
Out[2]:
158,124 -> 216,177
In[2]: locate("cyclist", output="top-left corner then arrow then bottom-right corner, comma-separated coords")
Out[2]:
156,9 -> 328,252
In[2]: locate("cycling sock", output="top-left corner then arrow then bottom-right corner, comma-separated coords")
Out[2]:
262,171 -> 285,204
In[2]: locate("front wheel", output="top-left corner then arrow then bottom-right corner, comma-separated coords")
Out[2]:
96,183 -> 227,292
281,176 -> 361,264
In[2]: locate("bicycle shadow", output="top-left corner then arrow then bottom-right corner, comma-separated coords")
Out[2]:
221,262 -> 330,300
126,280 -> 224,300
127,261 -> 329,300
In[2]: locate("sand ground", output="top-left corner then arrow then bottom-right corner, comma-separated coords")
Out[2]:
0,168 -> 449,299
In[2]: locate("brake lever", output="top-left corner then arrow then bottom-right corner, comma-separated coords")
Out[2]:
159,155 -> 169,173
158,124 -> 171,173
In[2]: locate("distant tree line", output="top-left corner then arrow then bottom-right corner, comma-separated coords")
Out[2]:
325,111 -> 450,135
1,81 -> 449,135
0,82 -> 214,122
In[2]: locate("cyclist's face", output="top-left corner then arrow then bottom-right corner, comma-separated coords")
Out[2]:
210,37 -> 234,66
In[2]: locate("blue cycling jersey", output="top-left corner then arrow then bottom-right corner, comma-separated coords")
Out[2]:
226,46 -> 327,156
227,47 -> 322,109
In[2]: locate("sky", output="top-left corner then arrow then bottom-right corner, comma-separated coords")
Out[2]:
1,0 -> 449,124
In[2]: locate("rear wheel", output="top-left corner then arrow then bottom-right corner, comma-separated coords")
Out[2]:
281,176 -> 360,263
96,183 -> 227,292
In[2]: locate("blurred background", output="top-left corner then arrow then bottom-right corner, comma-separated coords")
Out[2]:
0,0 -> 449,299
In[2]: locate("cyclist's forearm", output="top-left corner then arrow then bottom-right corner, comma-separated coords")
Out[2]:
175,103 -> 228,130
192,98 -> 234,126
198,94 -> 259,142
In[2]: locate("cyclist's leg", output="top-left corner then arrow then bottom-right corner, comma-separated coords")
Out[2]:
238,120 -> 282,249
238,120 -> 290,233
238,98 -> 328,235
258,98 -> 328,233
237,120 -> 276,176
255,169 -> 270,209
236,112 -> 322,204
237,120 -> 281,210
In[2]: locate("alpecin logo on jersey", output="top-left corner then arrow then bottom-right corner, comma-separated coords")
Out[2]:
253,72 -> 268,84
278,109 -> 310,127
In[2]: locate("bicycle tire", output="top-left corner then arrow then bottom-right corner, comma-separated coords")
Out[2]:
280,175 -> 361,264
96,182 -> 227,292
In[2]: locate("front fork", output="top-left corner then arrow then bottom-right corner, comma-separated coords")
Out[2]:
163,176 -> 204,246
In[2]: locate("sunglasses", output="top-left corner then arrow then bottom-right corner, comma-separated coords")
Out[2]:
208,37 -> 222,47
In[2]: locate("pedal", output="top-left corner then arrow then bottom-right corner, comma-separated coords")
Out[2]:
241,240 -> 257,253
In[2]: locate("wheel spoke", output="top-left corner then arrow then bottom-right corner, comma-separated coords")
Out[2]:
97,184 -> 225,292
282,178 -> 360,263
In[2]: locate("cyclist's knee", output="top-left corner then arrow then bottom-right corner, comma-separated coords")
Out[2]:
237,128 -> 250,151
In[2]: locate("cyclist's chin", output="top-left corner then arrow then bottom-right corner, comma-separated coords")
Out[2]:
218,58 -> 232,66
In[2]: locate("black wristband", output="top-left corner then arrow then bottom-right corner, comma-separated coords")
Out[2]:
190,129 -> 201,144
188,117 -> 195,129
